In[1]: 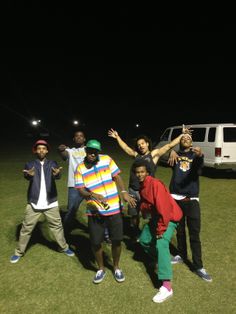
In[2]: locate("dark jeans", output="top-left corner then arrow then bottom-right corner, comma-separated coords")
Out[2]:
63,187 -> 84,233
176,199 -> 203,270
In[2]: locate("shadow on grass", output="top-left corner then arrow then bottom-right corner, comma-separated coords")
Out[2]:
66,232 -> 115,274
15,222 -> 59,253
122,216 -> 161,289
14,221 -> 110,273
201,168 -> 236,179
132,242 -> 162,289
169,243 -> 195,272
59,209 -> 89,241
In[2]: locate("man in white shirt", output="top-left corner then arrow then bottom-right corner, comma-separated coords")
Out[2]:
58,130 -> 86,237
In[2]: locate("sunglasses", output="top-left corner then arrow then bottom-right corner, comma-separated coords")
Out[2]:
86,148 -> 99,155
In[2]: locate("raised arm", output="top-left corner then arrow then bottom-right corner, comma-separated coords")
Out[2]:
151,124 -> 193,164
151,133 -> 183,163
57,144 -> 69,161
108,128 -> 136,157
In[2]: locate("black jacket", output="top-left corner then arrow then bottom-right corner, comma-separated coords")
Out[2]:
24,159 -> 60,204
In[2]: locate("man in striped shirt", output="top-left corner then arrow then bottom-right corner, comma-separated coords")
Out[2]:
75,139 -> 136,284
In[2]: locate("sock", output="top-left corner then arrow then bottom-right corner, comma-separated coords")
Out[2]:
163,280 -> 172,291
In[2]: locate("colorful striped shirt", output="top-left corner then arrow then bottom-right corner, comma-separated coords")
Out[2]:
74,154 -> 121,216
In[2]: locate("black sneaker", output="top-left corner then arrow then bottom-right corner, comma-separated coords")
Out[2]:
195,268 -> 212,282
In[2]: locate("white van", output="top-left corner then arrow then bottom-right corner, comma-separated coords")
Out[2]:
156,123 -> 236,170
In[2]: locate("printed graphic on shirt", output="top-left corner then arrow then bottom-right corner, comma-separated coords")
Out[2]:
179,156 -> 193,172
72,150 -> 86,160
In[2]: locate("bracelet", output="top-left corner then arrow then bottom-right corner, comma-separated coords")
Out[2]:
121,190 -> 127,193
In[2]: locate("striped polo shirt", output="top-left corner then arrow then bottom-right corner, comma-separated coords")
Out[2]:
74,154 -> 121,216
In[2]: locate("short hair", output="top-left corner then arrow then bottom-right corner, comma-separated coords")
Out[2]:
73,128 -> 86,137
135,135 -> 153,152
132,160 -> 151,174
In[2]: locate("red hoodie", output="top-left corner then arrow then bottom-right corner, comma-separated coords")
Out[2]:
139,176 -> 182,236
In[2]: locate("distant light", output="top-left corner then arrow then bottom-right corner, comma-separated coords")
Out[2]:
31,119 -> 41,127
73,120 -> 79,125
32,120 -> 38,126
135,123 -> 140,128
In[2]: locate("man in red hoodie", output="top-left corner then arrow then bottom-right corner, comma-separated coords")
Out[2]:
133,160 -> 182,303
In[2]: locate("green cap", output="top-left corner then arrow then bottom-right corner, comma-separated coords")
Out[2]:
86,139 -> 101,151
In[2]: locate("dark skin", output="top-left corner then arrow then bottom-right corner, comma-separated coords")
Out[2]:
24,145 -> 62,177
58,131 -> 86,161
78,148 -> 137,272
79,149 -> 136,208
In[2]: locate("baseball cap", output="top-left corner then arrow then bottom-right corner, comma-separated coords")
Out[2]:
32,139 -> 50,152
86,139 -> 101,151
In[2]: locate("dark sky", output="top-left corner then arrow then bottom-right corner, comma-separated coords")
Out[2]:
1,7 -> 235,141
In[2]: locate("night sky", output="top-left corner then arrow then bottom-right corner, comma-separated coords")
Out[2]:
1,7 -> 235,143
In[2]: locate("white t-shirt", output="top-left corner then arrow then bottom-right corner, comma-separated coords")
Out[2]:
66,147 -> 86,187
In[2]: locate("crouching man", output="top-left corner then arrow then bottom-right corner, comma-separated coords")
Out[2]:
133,160 -> 182,303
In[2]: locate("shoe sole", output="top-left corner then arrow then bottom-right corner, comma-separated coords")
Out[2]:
114,277 -> 125,283
65,253 -> 75,257
152,293 -> 173,303
10,258 -> 20,263
197,275 -> 213,282
93,273 -> 106,284
202,278 -> 213,282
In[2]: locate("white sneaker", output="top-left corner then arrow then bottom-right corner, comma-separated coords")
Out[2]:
152,286 -> 173,303
171,255 -> 183,264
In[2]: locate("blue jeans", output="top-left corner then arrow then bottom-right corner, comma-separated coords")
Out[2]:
63,187 -> 84,233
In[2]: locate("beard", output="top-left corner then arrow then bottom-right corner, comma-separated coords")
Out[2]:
84,155 -> 99,168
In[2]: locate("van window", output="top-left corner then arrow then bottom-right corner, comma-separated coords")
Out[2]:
170,128 -> 182,140
224,127 -> 236,142
192,128 -> 206,142
160,129 -> 171,141
208,128 -> 216,142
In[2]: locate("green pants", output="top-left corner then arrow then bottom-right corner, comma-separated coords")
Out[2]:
15,204 -> 68,256
139,220 -> 178,280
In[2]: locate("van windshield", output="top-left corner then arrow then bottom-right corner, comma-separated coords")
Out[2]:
171,127 -> 207,142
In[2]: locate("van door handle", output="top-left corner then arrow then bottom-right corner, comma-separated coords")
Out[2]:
224,156 -> 230,158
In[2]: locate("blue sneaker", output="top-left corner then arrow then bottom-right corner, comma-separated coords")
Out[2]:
93,270 -> 106,284
63,248 -> 75,257
114,269 -> 125,282
10,255 -> 21,263
195,268 -> 212,282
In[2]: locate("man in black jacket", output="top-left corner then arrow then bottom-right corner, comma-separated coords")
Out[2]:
169,134 -> 212,282
10,140 -> 74,263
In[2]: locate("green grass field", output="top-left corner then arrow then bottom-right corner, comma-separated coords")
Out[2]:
1,140 -> 236,313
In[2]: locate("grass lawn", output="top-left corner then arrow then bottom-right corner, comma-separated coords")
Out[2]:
1,139 -> 236,313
